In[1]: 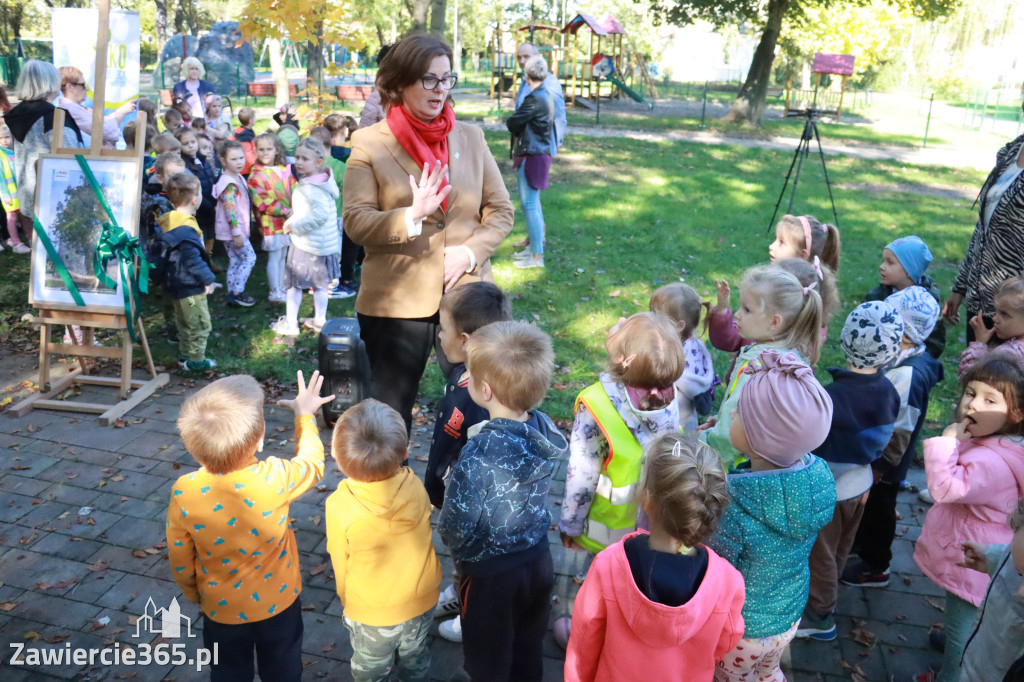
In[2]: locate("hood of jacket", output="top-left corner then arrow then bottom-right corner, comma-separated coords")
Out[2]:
602,531 -> 743,648
476,410 -> 568,476
335,467 -> 431,534
299,168 -> 340,201
727,455 -> 836,540
6,100 -> 83,144
158,211 -> 203,244
232,126 -> 255,143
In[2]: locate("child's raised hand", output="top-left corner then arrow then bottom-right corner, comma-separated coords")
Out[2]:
942,419 -> 970,441
968,313 -> 995,344
957,541 -> 988,573
695,416 -> 718,432
715,280 -> 731,310
277,370 -> 335,417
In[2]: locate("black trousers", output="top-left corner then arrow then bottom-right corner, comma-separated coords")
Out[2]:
339,228 -> 364,282
459,548 -> 553,682
854,479 -> 900,572
202,596 -> 303,682
357,312 -> 451,434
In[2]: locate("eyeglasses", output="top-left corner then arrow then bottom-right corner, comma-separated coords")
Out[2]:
71,82 -> 88,88
419,74 -> 458,91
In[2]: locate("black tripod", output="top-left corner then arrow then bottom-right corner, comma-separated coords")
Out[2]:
767,109 -> 840,233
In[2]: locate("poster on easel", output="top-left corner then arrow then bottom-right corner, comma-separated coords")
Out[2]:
51,8 -> 140,115
29,155 -> 141,314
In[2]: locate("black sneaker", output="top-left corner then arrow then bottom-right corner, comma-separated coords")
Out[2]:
840,561 -> 891,588
328,281 -> 357,299
227,292 -> 256,307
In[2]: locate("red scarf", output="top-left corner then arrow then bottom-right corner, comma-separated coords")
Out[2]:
387,102 -> 455,211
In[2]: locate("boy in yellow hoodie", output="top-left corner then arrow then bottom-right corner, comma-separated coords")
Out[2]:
326,398 -> 442,682
167,370 -> 334,682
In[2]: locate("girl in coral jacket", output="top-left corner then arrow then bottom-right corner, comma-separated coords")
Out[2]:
914,352 -> 1024,682
564,434 -> 745,682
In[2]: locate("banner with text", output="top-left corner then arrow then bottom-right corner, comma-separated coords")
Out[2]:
52,8 -> 140,112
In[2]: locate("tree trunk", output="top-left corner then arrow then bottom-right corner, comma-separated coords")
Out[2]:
429,0 -> 446,34
154,0 -> 168,57
406,0 -> 430,33
268,38 -> 290,108
306,20 -> 326,102
723,0 -> 789,125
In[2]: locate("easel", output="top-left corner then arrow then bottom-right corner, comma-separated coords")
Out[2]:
12,0 -> 168,425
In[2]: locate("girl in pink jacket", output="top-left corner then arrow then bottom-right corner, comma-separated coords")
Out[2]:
914,353 -> 1024,682
958,276 -> 1024,381
564,434 -> 745,682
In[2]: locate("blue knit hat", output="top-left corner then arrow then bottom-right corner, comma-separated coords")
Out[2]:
885,236 -> 932,285
886,286 -> 940,345
841,302 -> 905,369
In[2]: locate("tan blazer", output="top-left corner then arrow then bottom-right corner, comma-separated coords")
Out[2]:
342,120 -> 514,319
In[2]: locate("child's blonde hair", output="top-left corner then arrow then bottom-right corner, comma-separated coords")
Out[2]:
178,375 -> 265,475
152,132 -> 182,155
466,322 -> 554,413
296,136 -> 326,160
165,172 -> 201,208
238,107 -> 256,127
650,283 -> 705,343
776,214 -> 841,273
959,352 -> 1024,436
331,399 -> 407,482
995,276 -> 1024,315
740,265 -> 824,363
154,151 -> 186,179
775,257 -> 839,325
605,312 -> 686,390
638,433 -> 729,546
254,132 -> 286,166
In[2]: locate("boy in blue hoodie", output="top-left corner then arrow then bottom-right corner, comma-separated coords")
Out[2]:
158,172 -> 218,372
797,302 -> 904,640
844,286 -> 944,587
438,321 -> 568,682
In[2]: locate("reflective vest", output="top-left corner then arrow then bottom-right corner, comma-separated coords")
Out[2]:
0,149 -> 17,213
575,383 -> 645,554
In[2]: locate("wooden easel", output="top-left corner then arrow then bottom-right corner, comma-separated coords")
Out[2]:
12,0 -> 168,425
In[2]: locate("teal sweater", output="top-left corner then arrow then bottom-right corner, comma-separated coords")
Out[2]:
709,454 -> 835,638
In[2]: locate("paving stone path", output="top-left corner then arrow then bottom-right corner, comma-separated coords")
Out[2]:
0,353 -> 947,681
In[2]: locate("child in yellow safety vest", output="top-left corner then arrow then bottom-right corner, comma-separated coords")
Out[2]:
0,124 -> 31,254
558,312 -> 685,555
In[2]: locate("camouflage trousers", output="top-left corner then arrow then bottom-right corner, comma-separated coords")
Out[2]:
343,608 -> 433,682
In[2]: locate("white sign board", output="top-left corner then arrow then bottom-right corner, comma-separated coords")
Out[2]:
51,8 -> 140,113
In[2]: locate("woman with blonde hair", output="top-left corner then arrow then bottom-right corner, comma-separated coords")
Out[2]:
172,56 -> 216,120
56,65 -> 136,149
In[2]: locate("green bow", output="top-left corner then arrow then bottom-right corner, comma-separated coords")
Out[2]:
74,155 -> 148,341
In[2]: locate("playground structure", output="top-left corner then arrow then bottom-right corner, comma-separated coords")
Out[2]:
488,12 -> 657,110
784,53 -> 856,118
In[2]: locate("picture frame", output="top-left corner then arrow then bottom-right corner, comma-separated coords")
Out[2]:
30,154 -> 142,314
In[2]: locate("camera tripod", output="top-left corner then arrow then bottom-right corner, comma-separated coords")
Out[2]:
767,109 -> 840,233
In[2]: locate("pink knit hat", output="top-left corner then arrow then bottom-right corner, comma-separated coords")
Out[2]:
737,350 -> 833,467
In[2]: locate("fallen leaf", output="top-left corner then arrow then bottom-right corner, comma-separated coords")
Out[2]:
131,550 -> 148,559
45,633 -> 71,644
850,628 -> 877,648
89,621 -> 106,631
112,418 -> 128,429
10,465 -> 30,471
310,562 -> 327,576
88,561 -> 110,573
117,674 -> 137,679
301,604 -> 316,612
24,630 -> 42,641
109,475 -> 125,482
925,597 -> 946,613
321,642 -> 335,653
34,583 -> 52,590
0,602 -> 17,611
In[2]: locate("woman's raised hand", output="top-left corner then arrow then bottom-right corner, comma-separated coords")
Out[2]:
409,161 -> 452,222
942,293 -> 964,325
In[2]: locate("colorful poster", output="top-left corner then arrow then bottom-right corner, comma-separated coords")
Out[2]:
51,8 -> 140,112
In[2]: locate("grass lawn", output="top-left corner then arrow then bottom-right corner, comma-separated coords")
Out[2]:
0,132 -> 986,438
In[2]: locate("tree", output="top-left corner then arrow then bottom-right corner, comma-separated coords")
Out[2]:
649,0 -> 961,125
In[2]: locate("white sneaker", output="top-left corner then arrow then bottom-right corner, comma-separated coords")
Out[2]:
268,290 -> 286,303
270,316 -> 300,336
439,615 -> 462,643
513,248 -> 532,260
11,242 -> 30,254
436,584 -> 460,616
918,488 -> 935,505
513,256 -> 544,269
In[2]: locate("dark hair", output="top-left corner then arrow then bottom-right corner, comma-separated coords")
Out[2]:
163,108 -> 183,124
165,171 -> 201,207
217,139 -> 244,160
440,282 -> 512,334
960,351 -> 1024,436
0,86 -> 11,114
122,122 -> 137,149
377,44 -> 393,66
376,35 -> 454,109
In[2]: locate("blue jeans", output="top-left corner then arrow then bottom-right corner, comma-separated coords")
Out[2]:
517,163 -> 544,256
937,591 -> 979,682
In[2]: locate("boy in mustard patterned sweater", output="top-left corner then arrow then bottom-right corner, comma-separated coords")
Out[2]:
326,398 -> 442,682
167,370 -> 334,682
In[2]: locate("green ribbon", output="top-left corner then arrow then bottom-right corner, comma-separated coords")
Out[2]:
73,155 -> 148,342
32,215 -> 86,307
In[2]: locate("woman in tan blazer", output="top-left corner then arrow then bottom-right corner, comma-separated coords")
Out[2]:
342,35 -> 514,432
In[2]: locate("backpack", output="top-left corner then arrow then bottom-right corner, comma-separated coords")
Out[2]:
139,192 -> 173,285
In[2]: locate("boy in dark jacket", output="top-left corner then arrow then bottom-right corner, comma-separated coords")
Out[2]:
175,127 -> 218,257
438,322 -> 567,682
844,288 -> 944,587
158,172 -> 218,372
798,302 -> 904,640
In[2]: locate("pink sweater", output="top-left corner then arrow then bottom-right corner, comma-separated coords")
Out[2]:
958,337 -> 1024,382
564,531 -> 745,682
914,435 -> 1024,606
212,173 -> 252,241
